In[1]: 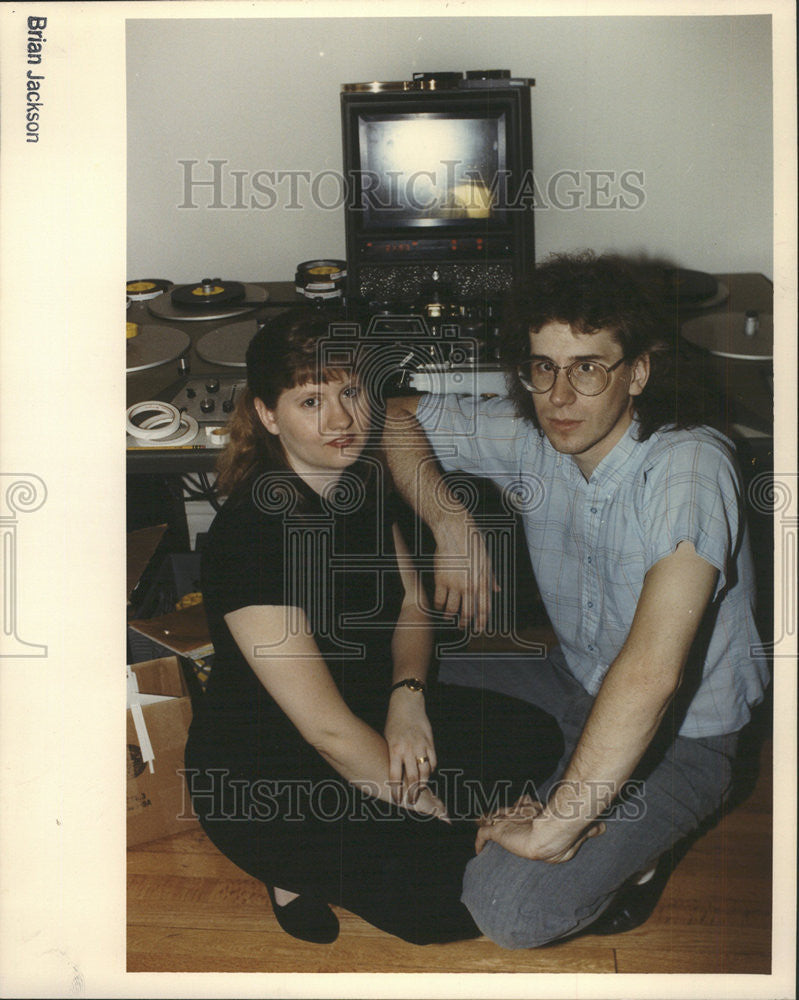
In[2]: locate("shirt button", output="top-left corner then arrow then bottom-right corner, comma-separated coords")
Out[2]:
588,645 -> 595,652
587,556 -> 593,564
590,507 -> 598,513
587,601 -> 593,608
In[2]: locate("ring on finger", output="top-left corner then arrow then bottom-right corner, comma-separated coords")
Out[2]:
416,755 -> 430,765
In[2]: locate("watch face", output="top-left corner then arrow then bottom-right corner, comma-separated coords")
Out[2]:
394,678 -> 424,693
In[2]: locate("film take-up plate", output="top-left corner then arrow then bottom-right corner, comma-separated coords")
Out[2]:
126,324 -> 191,373
195,319 -> 258,367
681,312 -> 773,361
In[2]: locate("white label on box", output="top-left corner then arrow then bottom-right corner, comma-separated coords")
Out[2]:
126,664 -> 139,700
128,693 -> 175,707
126,664 -> 179,774
129,702 -> 155,773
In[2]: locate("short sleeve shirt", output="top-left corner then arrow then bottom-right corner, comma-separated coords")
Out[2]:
417,394 -> 769,738
192,468 -> 405,760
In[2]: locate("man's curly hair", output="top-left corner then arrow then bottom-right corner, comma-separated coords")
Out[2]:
498,250 -> 718,440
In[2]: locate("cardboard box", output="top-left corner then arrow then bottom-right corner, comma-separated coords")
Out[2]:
127,656 -> 199,846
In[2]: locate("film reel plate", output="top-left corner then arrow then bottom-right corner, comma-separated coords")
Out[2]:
195,319 -> 258,367
126,324 -> 191,373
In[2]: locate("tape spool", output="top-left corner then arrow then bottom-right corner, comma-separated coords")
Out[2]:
205,425 -> 231,447
131,410 -> 200,448
127,279 -> 173,301
140,412 -> 199,447
126,401 -> 181,441
295,259 -> 347,300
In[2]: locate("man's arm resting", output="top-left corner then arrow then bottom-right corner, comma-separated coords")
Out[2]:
476,540 -> 719,861
382,395 -> 497,630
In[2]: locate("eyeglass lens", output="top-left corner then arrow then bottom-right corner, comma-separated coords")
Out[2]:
519,361 -> 610,396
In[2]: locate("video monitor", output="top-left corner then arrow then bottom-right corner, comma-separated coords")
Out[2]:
356,111 -> 509,229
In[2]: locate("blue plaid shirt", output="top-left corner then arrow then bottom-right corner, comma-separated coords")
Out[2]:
417,393 -> 769,738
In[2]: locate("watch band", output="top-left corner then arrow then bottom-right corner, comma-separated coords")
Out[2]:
390,677 -> 426,695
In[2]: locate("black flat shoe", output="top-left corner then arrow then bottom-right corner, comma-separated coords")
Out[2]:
587,859 -> 670,936
265,885 -> 340,944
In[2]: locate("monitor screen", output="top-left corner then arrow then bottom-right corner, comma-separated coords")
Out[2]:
355,112 -> 508,229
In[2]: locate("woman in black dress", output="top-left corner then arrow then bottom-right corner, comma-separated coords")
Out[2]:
184,307 -> 563,945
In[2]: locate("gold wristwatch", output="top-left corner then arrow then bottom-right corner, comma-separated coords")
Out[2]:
390,677 -> 426,695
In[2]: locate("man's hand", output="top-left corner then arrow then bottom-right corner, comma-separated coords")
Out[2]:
433,512 -> 499,633
382,395 -> 498,632
384,689 -> 437,804
475,794 -> 605,863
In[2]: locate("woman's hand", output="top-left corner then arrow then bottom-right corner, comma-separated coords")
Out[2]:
408,784 -> 450,824
384,688 -> 437,804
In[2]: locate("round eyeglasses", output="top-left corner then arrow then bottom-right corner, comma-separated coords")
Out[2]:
516,357 -> 628,396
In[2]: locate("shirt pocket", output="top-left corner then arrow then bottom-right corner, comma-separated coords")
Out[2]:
592,547 -> 642,630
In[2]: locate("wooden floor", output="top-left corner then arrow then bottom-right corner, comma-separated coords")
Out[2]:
127,732 -> 772,975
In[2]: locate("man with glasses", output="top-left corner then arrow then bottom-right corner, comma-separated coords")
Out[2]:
382,251 -> 768,948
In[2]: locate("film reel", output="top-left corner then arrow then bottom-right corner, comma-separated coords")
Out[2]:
171,278 -> 246,310
126,278 -> 173,302
147,280 -> 269,321
295,259 -> 347,301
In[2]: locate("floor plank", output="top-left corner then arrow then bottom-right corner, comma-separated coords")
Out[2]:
127,735 -> 772,974
126,922 -> 619,974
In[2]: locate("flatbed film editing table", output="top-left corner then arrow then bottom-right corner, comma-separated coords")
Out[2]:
126,275 -> 774,565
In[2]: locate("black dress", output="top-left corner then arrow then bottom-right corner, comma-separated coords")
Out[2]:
185,464 -> 563,944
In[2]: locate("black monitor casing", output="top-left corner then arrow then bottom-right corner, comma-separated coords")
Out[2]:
341,76 -> 535,308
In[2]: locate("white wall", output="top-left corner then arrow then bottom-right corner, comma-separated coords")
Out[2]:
126,14 -> 773,283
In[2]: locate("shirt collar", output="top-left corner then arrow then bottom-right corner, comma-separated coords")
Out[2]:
582,418 -> 642,490
537,418 -> 642,489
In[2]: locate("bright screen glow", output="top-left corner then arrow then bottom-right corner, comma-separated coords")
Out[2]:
357,113 -> 507,227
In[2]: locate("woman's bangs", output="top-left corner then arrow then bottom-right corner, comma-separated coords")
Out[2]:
291,364 -> 358,390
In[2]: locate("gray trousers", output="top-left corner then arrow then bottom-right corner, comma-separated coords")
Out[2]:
438,649 -> 740,949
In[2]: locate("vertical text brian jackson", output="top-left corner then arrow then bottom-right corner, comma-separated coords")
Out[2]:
26,16 -> 47,143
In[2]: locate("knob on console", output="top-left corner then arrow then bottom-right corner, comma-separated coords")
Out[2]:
200,398 -> 216,413
205,378 -> 221,393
